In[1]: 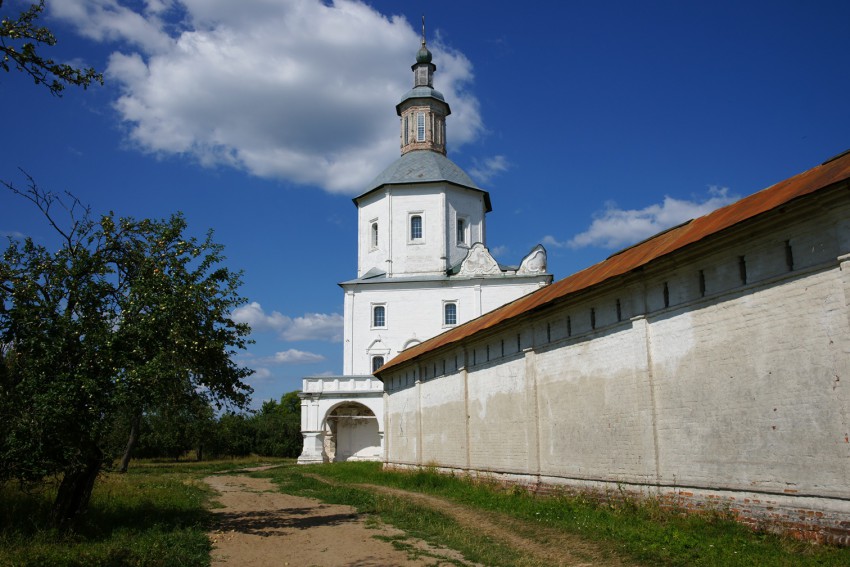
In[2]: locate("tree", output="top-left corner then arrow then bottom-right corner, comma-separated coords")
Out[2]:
251,391 -> 303,458
1,0 -> 102,95
0,174 -> 253,527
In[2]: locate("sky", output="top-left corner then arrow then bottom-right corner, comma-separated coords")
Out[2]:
1,0 -> 849,409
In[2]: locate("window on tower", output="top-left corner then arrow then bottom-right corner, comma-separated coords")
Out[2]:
403,116 -> 409,145
444,302 -> 457,326
372,305 -> 386,328
371,222 -> 378,249
456,218 -> 466,245
416,112 -> 425,142
410,215 -> 423,240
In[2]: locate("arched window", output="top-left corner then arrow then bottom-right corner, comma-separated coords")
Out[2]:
371,222 -> 378,248
410,215 -> 422,240
372,356 -> 385,373
372,305 -> 386,328
444,302 -> 457,326
456,218 -> 466,244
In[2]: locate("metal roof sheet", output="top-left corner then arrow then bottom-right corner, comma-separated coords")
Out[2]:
376,150 -> 850,377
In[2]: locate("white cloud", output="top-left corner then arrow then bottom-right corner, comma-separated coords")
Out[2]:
468,155 -> 509,184
545,186 -> 737,250
271,349 -> 325,364
50,0 -> 482,194
251,367 -> 272,379
231,302 -> 343,342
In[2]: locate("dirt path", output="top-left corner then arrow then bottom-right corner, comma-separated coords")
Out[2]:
204,474 -> 480,566
353,483 -> 630,567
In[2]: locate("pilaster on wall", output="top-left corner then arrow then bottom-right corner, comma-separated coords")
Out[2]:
630,315 -> 662,484
838,253 -> 850,332
524,346 -> 541,477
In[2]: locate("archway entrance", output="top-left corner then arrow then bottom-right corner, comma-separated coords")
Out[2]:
323,402 -> 381,462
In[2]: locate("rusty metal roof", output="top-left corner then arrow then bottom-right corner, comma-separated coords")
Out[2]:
376,149 -> 850,377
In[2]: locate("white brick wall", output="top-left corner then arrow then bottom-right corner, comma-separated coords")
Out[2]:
383,190 -> 850,541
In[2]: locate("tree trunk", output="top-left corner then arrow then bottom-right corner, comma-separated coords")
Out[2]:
118,413 -> 141,473
52,449 -> 102,529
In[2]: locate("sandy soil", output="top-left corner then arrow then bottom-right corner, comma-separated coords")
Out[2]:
204,474 -> 478,567
204,470 -> 632,567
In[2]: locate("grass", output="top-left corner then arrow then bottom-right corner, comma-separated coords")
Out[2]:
258,461 -> 850,567
0,456 -> 290,567
2,458 -> 848,566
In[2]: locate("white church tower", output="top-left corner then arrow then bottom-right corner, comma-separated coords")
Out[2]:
298,29 -> 552,464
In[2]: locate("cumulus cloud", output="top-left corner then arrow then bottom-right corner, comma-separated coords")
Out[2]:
231,302 -> 343,342
50,0 -> 482,194
271,349 -> 325,364
544,186 -> 737,250
468,155 -> 509,184
251,367 -> 272,380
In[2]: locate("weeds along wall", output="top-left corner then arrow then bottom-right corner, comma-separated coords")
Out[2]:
382,185 -> 850,544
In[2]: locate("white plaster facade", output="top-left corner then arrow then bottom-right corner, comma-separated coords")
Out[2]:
378,155 -> 850,542
297,376 -> 384,464
297,36 -> 551,464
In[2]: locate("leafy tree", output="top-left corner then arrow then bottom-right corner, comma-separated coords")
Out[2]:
1,0 -> 102,95
0,175 -> 252,527
252,391 -> 303,458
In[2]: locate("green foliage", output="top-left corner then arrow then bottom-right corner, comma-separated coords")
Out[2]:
0,0 -> 103,95
0,176 -> 253,525
250,390 -> 302,458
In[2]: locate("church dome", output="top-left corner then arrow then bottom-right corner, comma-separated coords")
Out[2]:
416,44 -> 433,64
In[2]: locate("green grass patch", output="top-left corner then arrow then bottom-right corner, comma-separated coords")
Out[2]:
0,457 -> 290,567
259,462 -> 850,567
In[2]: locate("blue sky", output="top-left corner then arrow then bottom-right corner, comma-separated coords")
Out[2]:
2,0 -> 848,409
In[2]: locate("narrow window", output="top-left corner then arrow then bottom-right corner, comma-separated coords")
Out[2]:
371,356 -> 384,373
567,315 -> 572,337
699,270 -> 706,297
433,363 -> 437,377
373,305 -> 386,327
738,255 -> 747,285
403,116 -> 409,145
590,308 -> 596,330
546,322 -> 551,342
473,350 -> 476,365
486,345 -> 490,361
442,359 -> 446,374
371,222 -> 378,248
663,282 -> 670,308
500,339 -> 504,357
410,215 -> 423,240
616,299 -> 622,322
456,218 -> 466,244
444,302 -> 457,325
416,112 -> 426,142
785,240 -> 794,271
516,333 -> 521,351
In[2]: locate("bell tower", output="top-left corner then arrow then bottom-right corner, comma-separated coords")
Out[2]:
397,18 -> 450,155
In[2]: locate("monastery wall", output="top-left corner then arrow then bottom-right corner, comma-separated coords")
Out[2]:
382,189 -> 850,542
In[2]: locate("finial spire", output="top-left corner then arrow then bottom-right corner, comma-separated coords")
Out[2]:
421,15 -> 426,45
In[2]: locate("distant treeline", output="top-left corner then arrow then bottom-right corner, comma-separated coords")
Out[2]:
109,391 -> 303,462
